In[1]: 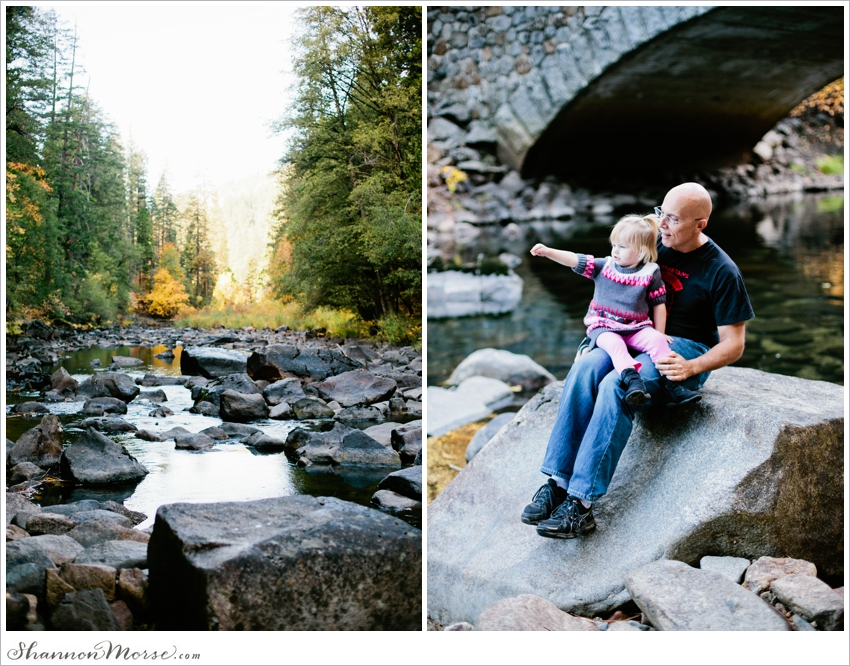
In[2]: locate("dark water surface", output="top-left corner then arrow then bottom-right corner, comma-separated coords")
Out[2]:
7,346 -> 420,529
428,192 -> 844,387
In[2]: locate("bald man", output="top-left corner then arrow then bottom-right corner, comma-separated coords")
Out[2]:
523,182 -> 754,539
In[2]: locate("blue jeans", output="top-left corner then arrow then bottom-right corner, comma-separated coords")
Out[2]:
540,336 -> 711,502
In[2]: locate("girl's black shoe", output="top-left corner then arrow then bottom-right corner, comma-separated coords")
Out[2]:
619,368 -> 650,405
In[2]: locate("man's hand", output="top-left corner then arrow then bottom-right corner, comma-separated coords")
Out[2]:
655,351 -> 693,382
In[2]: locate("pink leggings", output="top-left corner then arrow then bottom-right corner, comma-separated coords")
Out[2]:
596,328 -> 671,374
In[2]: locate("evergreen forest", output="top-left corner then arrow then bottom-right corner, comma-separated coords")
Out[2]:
5,6 -> 422,342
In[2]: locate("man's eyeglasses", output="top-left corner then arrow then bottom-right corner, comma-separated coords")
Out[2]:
654,206 -> 705,227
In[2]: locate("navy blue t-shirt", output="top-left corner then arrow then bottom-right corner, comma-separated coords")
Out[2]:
656,236 -> 754,347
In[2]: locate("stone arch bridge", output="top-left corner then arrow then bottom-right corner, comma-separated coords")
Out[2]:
427,5 -> 844,181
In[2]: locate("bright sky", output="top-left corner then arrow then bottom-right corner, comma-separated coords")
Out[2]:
44,2 -> 299,194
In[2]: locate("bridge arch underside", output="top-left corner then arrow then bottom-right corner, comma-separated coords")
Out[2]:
522,6 -> 844,184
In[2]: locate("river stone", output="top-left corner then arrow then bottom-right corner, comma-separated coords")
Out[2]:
50,588 -> 120,631
455,375 -> 515,410
371,489 -> 421,514
101,500 -> 146,526
362,422 -> 400,448
148,406 -> 173,418
391,423 -> 422,462
66,520 -> 150,548
82,396 -> 128,416
136,429 -> 163,441
7,558 -> 54,596
59,563 -> 117,601
180,346 -> 249,378
474,594 -> 600,631
8,534 -> 85,567
700,555 -> 750,584
377,466 -> 422,500
136,372 -> 180,386
314,369 -> 397,407
262,377 -> 306,405
242,432 -> 286,452
771,574 -> 844,630
76,372 -> 140,402
38,499 -> 105,517
43,390 -> 66,402
427,386 -> 491,438
742,556 -> 819,595
8,462 -> 45,485
269,402 -> 292,420
448,348 -> 556,392
192,372 -> 261,408
200,426 -> 230,440
219,389 -> 269,422
335,405 -> 385,426
140,389 -> 167,402
466,412 -> 517,462
11,401 -> 49,414
46,568 -> 76,608
26,513 -> 75,536
428,270 -> 524,318
147,496 -> 421,630
111,355 -> 144,367
117,568 -> 149,614
60,429 -> 149,485
292,397 -> 335,420
292,425 -> 401,468
7,414 -> 64,468
71,510 -> 132,527
426,367 -> 844,624
626,559 -> 790,631
7,524 -> 31,541
218,422 -> 261,439
174,433 -> 216,451
246,344 -> 361,381
158,426 -> 191,440
78,416 -> 138,433
76,540 -> 148,570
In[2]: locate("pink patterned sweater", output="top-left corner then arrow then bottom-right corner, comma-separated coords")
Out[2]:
573,254 -> 667,343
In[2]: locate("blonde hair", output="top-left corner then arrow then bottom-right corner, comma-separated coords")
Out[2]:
609,214 -> 660,264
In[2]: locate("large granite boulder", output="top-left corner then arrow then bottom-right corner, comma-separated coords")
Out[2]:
81,397 -> 128,416
427,367 -> 844,624
247,344 -> 361,381
76,372 -> 140,402
7,414 -> 64,468
262,377 -> 306,405
59,429 -> 149,485
147,496 -> 421,630
314,370 -> 397,407
180,347 -> 249,378
447,348 -> 555,392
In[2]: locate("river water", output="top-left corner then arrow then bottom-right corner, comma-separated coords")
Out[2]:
427,192 -> 844,387
7,346 -> 420,529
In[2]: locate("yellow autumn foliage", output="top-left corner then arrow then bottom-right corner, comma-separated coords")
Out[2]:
142,268 -> 191,318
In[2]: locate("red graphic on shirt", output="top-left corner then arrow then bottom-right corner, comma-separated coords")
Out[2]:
659,265 -> 689,311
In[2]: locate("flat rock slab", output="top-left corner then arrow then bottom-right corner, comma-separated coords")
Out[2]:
454,376 -> 515,410
427,386 -> 490,438
743,556 -> 818,595
147,496 -> 421,630
76,540 -> 149,570
76,372 -> 140,402
60,429 -> 149,485
467,412 -> 516,462
474,594 -> 599,631
771,574 -> 844,631
700,555 -> 750,584
427,367 -> 844,624
181,347 -> 249,378
626,559 -> 790,630
50,588 -> 119,631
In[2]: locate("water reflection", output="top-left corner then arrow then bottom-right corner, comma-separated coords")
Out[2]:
428,192 -> 843,386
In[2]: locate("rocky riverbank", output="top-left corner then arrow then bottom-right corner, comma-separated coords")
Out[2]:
6,321 -> 422,630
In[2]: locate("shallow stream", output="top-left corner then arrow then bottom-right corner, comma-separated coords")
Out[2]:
7,346 -> 420,529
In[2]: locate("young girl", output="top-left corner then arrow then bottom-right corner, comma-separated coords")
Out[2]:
530,214 -> 701,407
